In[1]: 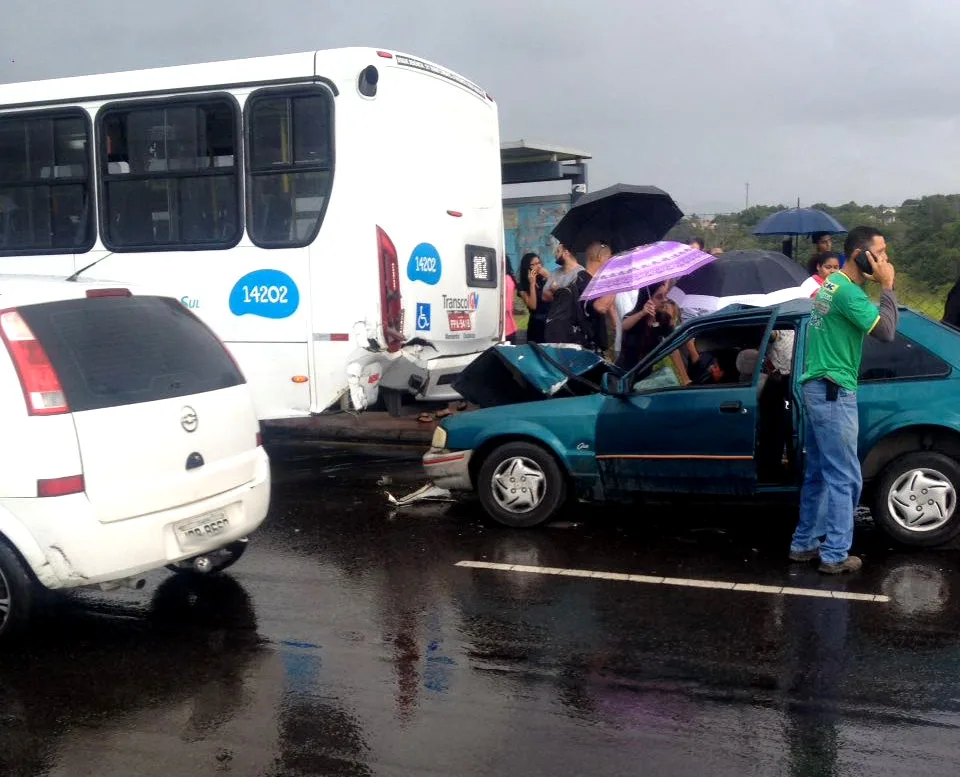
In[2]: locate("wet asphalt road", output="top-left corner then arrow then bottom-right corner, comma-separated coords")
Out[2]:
3,442 -> 960,777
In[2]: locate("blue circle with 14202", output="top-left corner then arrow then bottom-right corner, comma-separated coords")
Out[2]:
229,269 -> 300,319
407,243 -> 442,285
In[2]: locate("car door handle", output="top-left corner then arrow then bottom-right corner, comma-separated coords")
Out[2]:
719,400 -> 744,414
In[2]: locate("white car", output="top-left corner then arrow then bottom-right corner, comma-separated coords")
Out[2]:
0,277 -> 271,639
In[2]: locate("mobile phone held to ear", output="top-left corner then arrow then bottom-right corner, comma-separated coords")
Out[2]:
855,243 -> 874,274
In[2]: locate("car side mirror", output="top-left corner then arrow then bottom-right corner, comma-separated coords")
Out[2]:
601,372 -> 629,397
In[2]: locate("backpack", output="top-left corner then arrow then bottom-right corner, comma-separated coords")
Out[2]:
543,270 -> 598,349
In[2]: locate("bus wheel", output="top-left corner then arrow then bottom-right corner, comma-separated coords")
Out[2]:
382,389 -> 404,418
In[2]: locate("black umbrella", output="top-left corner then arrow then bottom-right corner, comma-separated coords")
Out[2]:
551,184 -> 683,253
670,250 -> 811,314
675,250 -> 808,296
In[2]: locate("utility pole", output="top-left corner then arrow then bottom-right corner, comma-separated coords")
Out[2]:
745,183 -> 750,210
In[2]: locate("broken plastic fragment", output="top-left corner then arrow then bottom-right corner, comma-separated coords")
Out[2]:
386,483 -> 455,506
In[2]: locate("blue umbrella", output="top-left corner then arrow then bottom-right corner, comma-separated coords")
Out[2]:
752,207 -> 847,237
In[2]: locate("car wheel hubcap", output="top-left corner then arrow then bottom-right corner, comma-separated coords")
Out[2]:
0,566 -> 10,631
491,456 -> 546,514
888,468 -> 956,532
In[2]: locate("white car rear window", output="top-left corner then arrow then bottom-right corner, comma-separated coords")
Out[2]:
18,295 -> 244,411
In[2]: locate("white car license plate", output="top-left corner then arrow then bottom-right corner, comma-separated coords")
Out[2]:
175,510 -> 230,551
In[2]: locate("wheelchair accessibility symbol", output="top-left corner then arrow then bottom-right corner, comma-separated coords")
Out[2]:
416,303 -> 431,332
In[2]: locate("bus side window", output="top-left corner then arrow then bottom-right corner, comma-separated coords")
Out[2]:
0,110 -> 95,254
98,96 -> 241,251
246,86 -> 334,249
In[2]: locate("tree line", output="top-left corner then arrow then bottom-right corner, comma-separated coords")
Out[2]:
668,196 -> 960,291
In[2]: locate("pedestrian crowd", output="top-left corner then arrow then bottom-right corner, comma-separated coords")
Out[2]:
504,226 -> 899,575
508,236 -> 723,372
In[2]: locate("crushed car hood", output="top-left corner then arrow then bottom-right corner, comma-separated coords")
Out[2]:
453,344 -> 618,408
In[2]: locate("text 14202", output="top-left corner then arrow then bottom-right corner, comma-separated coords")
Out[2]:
242,285 -> 290,304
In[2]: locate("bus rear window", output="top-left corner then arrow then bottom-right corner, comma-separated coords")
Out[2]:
18,296 -> 244,412
247,86 -> 334,249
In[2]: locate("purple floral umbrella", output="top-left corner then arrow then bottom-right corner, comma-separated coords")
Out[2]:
578,241 -> 715,301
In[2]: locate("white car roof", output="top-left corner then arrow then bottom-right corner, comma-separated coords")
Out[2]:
0,275 -> 141,308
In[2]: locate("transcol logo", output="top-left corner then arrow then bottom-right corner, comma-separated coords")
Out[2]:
442,293 -> 480,312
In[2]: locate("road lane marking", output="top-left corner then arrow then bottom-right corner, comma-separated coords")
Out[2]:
455,561 -> 890,603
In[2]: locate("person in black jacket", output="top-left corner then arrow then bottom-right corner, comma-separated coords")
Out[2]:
942,278 -> 960,327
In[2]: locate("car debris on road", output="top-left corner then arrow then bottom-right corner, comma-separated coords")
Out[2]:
386,483 -> 455,507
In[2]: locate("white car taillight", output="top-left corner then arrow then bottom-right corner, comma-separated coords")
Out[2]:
0,309 -> 70,415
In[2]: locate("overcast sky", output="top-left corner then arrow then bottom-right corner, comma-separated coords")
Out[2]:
1,0 -> 956,214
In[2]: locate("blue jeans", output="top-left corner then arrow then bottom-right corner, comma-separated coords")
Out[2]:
791,380 -> 862,565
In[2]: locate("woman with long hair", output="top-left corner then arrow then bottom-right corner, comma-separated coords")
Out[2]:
807,251 -> 841,296
617,280 -> 675,371
517,251 -> 550,343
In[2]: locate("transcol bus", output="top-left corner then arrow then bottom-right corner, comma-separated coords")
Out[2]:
0,48 -> 505,419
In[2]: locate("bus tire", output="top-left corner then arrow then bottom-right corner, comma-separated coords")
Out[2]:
382,389 -> 404,418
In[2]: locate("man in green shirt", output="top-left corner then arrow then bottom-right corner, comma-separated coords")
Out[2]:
789,226 -> 898,574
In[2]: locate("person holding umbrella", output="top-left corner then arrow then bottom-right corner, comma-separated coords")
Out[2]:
544,239 -> 617,354
810,232 -> 848,269
752,207 -> 846,264
577,240 -> 716,364
811,232 -> 833,256
617,280 -> 674,371
542,240 -> 603,349
584,241 -> 620,358
548,184 -> 684,355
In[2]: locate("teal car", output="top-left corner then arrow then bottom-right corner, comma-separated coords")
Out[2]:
423,300 -> 960,547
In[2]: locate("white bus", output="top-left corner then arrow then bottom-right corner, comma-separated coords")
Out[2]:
0,48 -> 505,420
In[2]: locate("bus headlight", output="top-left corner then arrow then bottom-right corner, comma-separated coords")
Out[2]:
431,426 -> 448,449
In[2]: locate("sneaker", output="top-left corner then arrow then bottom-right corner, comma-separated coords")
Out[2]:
819,556 -> 863,575
789,549 -> 820,562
